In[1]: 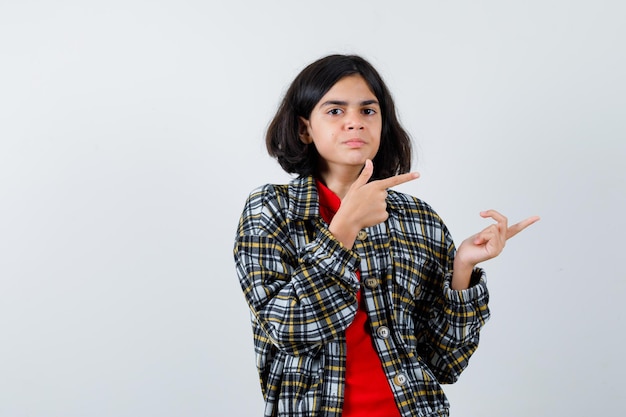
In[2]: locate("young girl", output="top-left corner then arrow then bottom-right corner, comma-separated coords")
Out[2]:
234,54 -> 538,417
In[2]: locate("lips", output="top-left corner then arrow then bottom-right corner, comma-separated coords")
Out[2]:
344,139 -> 366,148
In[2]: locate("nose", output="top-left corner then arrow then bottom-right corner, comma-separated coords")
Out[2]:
346,111 -> 364,130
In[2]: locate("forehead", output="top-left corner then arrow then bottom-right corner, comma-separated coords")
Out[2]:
317,75 -> 378,105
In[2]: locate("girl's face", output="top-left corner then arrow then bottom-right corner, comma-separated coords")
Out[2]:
300,75 -> 382,179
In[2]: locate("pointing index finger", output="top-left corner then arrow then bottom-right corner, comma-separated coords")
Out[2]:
506,215 -> 541,240
376,171 -> 420,189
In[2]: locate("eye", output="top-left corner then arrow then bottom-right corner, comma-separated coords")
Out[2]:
362,108 -> 377,115
327,108 -> 343,115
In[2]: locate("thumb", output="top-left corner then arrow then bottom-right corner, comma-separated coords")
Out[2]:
354,159 -> 374,188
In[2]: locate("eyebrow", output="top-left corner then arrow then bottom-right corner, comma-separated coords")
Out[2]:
319,99 -> 380,107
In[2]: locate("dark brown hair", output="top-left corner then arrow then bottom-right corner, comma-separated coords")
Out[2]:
266,54 -> 412,180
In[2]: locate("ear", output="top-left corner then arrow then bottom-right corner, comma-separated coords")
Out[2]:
298,117 -> 313,144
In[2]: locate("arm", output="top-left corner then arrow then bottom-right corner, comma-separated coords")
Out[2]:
418,210 -> 539,382
234,185 -> 360,356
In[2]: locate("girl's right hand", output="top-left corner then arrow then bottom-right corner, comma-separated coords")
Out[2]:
329,160 -> 419,248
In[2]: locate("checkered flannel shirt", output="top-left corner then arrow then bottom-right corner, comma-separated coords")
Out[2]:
234,176 -> 490,417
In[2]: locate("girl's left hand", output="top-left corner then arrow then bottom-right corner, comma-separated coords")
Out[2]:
451,210 -> 540,289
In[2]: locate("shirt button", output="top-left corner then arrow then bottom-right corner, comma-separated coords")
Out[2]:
393,373 -> 408,387
376,326 -> 390,339
364,278 -> 380,289
356,230 -> 368,241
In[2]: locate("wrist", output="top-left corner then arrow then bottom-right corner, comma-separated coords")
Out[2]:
328,215 -> 360,249
451,259 -> 475,290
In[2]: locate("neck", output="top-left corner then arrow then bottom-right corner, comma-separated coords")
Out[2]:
318,165 -> 362,199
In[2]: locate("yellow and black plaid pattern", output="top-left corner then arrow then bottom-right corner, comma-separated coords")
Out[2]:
234,176 -> 490,417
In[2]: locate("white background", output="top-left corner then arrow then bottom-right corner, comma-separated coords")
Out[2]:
1,1 -> 625,416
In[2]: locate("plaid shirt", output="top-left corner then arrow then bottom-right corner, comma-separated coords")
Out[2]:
234,176 -> 490,417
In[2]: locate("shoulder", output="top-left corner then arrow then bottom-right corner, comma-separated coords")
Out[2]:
244,176 -> 313,209
244,183 -> 290,209
236,183 -> 291,238
239,176 -> 317,229
239,183 -> 293,230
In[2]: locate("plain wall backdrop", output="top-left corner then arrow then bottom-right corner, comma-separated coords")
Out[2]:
1,1 -> 625,416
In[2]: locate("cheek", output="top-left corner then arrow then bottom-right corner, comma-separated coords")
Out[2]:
372,124 -> 382,142
375,120 -> 383,135
372,132 -> 382,155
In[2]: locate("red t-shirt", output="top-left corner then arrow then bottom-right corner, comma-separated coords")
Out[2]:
317,180 -> 401,417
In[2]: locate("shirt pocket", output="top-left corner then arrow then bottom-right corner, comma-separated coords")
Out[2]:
277,352 -> 323,416
391,254 -> 442,303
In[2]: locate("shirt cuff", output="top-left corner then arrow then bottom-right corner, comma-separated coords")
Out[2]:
298,225 -> 361,292
443,267 -> 489,307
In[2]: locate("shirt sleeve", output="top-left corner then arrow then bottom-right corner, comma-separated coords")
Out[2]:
420,267 -> 490,383
233,185 -> 361,356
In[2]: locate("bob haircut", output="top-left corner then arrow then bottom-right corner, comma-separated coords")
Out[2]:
266,54 -> 412,180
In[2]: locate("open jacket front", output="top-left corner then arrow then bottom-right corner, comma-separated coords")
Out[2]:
234,175 -> 490,417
